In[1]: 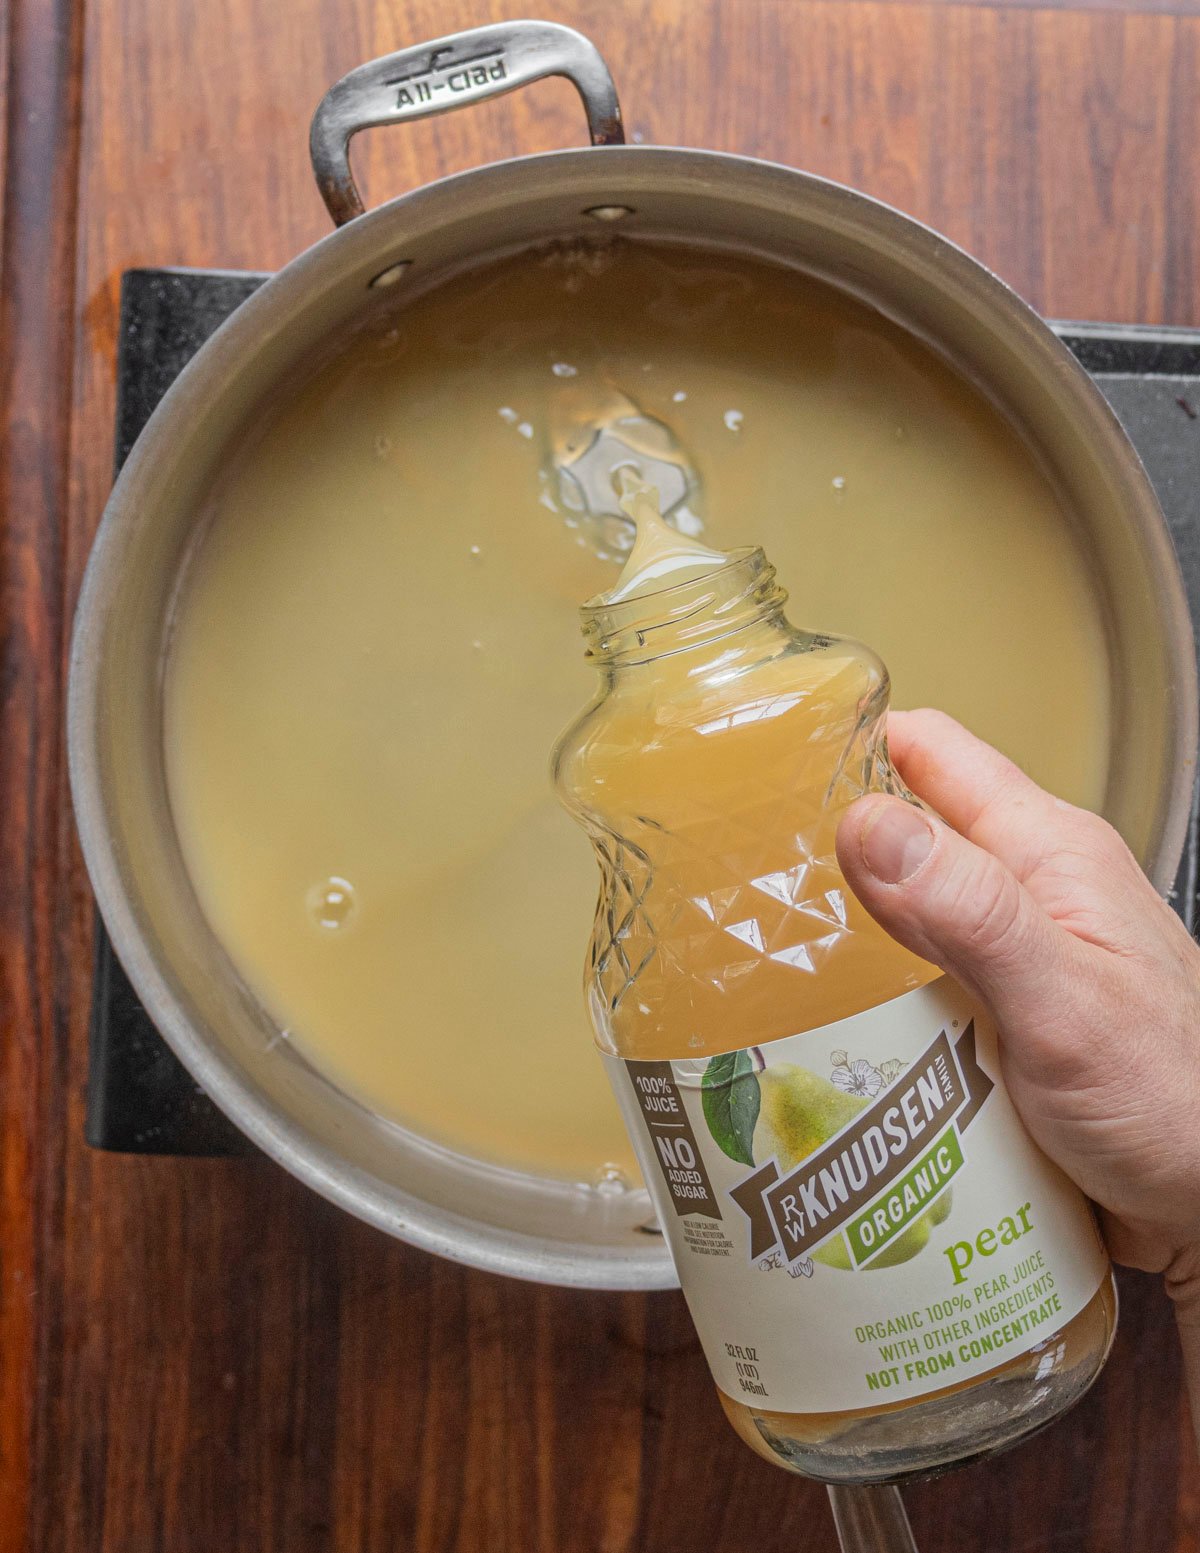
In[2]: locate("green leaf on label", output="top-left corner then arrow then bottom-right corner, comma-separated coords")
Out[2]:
702,1050 -> 761,1165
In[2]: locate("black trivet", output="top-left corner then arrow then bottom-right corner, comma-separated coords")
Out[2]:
84,270 -> 1200,1156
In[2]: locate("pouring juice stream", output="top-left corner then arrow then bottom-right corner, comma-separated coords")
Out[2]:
553,483 -> 1116,1482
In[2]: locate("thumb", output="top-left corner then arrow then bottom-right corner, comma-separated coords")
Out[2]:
836,795 -> 1073,1027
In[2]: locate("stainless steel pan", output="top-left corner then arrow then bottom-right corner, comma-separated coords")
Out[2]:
68,20 -> 1197,1289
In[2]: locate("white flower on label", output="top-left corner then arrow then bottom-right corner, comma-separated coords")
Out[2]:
831,1058 -> 883,1097
878,1058 -> 904,1085
830,1048 -> 848,1068
787,1258 -> 815,1280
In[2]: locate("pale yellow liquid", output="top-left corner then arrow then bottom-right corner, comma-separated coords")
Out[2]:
164,238 -> 1111,1184
559,618 -> 940,1057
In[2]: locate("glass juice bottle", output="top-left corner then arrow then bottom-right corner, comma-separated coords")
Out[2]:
552,501 -> 1116,1483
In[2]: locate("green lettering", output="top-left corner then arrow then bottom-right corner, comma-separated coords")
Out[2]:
945,1242 -> 973,1285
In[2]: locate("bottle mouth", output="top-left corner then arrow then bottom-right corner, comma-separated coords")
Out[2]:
582,545 -> 759,614
580,547 -> 786,665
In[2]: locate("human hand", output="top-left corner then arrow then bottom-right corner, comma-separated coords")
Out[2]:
835,710 -> 1200,1322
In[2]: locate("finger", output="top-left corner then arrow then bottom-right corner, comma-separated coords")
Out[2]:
836,794 -> 1079,1030
885,709 -> 1064,882
888,710 -> 1166,946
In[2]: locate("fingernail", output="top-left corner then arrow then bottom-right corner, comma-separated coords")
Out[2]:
860,803 -> 935,884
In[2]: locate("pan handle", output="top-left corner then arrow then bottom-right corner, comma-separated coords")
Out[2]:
310,20 -> 625,226
827,1486 -> 920,1553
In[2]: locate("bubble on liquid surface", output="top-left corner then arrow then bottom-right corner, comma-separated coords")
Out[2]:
724,409 -> 744,432
307,877 -> 357,930
552,361 -> 578,378
832,475 -> 847,493
498,404 -> 534,439
593,1164 -> 632,1197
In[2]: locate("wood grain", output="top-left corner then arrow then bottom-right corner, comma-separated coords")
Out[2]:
0,3 -> 85,1551
3,0 -> 1200,1548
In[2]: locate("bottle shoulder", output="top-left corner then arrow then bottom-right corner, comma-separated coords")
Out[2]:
550,690 -> 608,809
573,628 -> 889,741
554,626 -> 891,820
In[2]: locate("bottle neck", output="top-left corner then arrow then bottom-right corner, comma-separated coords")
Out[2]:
580,549 -> 789,670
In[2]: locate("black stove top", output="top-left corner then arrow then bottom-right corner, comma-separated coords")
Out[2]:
85,270 -> 1200,1157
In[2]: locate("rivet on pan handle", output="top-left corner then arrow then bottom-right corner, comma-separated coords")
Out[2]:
310,20 -> 626,226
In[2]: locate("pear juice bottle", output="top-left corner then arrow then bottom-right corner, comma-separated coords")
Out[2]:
552,499 -> 1116,1484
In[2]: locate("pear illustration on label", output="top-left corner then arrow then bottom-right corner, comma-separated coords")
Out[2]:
703,1051 -> 952,1270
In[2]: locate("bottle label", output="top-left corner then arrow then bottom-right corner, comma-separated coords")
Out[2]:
602,976 -> 1108,1413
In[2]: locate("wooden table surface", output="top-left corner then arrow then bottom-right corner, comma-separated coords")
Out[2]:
5,0 -> 1200,1547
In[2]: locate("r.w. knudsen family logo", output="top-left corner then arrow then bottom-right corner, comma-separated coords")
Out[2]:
731,1025 -> 993,1269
